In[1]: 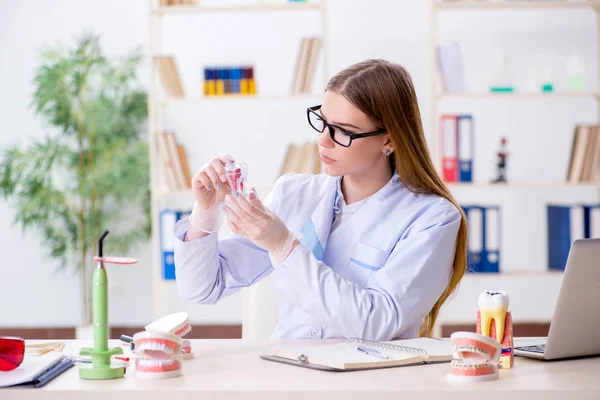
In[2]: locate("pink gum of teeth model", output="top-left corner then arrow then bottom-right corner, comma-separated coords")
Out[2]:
447,332 -> 502,383
133,331 -> 182,379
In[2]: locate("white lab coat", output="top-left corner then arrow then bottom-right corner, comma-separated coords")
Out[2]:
174,172 -> 461,341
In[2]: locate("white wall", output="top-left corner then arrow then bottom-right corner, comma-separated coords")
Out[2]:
0,0 -> 596,328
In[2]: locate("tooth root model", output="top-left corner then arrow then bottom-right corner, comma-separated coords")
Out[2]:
477,291 -> 514,369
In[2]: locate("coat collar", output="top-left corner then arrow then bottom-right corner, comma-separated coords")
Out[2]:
299,172 -> 401,260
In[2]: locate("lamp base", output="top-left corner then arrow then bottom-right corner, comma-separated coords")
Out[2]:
78,346 -> 125,380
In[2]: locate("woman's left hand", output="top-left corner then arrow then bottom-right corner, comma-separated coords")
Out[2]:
223,190 -> 297,263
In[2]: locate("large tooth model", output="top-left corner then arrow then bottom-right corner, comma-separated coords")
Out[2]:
476,291 -> 514,369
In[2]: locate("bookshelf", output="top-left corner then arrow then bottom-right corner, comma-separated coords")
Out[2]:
448,181 -> 599,189
431,0 -> 600,333
152,2 -> 322,15
159,94 -> 322,105
430,0 -> 600,183
435,270 -> 564,335
148,0 -> 328,319
437,92 -> 600,100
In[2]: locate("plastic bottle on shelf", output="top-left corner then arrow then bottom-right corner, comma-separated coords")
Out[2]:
489,48 -> 515,93
567,53 -> 585,93
525,68 -> 539,93
541,68 -> 554,93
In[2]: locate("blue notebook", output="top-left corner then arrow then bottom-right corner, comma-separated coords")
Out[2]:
0,355 -> 74,388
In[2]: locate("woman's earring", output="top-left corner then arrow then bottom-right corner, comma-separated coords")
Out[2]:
384,149 -> 392,156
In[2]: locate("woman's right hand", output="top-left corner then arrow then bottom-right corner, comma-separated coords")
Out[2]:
192,154 -> 235,210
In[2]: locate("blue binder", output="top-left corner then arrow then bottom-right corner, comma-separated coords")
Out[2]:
462,205 -> 483,273
584,204 -> 600,239
462,205 -> 501,273
547,205 -> 586,271
159,209 -> 192,280
483,206 -> 500,273
457,115 -> 473,183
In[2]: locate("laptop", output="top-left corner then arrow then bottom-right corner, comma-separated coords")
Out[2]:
514,238 -> 600,360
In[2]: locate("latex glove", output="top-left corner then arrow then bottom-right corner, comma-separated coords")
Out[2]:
223,189 -> 297,263
189,154 -> 234,233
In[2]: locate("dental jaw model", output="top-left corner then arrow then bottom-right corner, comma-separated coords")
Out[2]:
477,291 -> 514,369
145,312 -> 194,359
225,159 -> 248,196
448,332 -> 502,382
189,157 -> 248,234
133,331 -> 182,379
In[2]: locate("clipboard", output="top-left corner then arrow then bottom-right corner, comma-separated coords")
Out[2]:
260,338 -> 453,372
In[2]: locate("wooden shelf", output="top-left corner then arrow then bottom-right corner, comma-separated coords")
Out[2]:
152,3 -> 322,16
159,94 -> 322,105
435,0 -> 600,10
436,92 -> 599,100
160,185 -> 274,199
437,270 -> 564,324
463,270 -> 563,277
447,181 -> 598,188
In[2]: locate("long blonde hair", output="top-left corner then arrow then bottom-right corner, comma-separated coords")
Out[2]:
327,59 -> 467,337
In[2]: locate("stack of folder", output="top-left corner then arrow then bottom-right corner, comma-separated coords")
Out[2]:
548,204 -> 600,270
462,205 -> 501,273
440,114 -> 474,183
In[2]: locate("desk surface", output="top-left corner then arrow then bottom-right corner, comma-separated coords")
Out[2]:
3,338 -> 600,400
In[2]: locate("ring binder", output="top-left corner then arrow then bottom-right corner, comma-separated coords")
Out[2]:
297,353 -> 308,364
32,355 -> 74,388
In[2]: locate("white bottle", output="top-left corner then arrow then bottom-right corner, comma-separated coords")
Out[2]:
490,47 -> 515,93
567,53 -> 585,93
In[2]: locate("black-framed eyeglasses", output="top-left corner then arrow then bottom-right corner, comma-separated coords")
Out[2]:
306,105 -> 386,148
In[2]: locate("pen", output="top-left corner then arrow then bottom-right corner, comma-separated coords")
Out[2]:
356,345 -> 389,360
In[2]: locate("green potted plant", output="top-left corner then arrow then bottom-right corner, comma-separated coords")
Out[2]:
0,32 -> 150,328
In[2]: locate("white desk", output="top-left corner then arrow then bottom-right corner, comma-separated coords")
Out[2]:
3,339 -> 600,400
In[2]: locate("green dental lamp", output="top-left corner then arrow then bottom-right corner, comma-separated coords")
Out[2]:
79,230 -> 137,380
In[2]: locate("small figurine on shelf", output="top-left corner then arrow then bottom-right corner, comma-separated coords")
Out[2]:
491,137 -> 508,184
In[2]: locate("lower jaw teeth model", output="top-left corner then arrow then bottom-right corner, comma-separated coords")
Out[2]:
133,331 -> 182,379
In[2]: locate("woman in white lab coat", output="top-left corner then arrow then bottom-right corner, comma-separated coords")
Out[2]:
174,59 -> 467,341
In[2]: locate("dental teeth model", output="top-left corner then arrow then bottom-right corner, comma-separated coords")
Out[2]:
133,331 -> 183,379
477,291 -> 514,369
447,332 -> 502,383
145,312 -> 194,360
225,159 -> 248,196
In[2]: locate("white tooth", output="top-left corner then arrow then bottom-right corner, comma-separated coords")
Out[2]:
478,291 -> 509,309
478,291 -> 509,344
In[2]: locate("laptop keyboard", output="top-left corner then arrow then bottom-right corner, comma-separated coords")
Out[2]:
515,344 -> 546,354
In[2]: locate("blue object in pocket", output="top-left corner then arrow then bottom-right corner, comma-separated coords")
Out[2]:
349,242 -> 390,272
